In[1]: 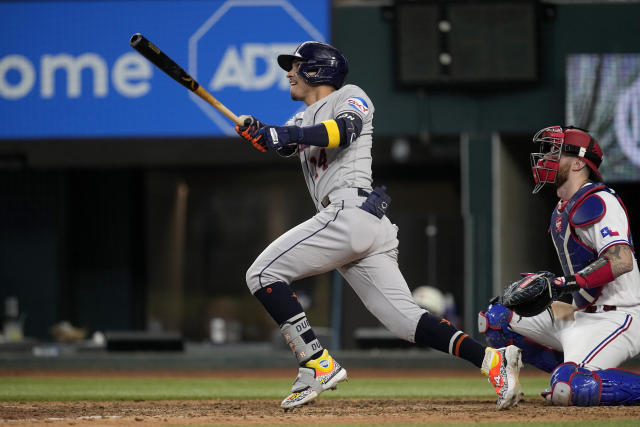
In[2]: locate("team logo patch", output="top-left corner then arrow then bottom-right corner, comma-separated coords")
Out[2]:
347,97 -> 369,115
600,226 -> 620,238
555,216 -> 562,233
319,359 -> 330,369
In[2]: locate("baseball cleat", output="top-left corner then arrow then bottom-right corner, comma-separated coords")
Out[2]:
280,349 -> 348,410
481,345 -> 523,410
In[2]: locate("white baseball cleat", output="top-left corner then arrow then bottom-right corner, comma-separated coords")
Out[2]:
281,349 -> 348,410
481,345 -> 524,410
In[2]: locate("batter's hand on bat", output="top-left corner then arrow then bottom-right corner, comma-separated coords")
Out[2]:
259,125 -> 302,150
236,115 -> 267,152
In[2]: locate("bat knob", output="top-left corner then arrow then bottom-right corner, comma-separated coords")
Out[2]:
130,33 -> 143,47
237,115 -> 254,126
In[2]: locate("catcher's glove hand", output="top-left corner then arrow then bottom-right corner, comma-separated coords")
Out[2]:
235,115 -> 267,152
500,271 -> 558,317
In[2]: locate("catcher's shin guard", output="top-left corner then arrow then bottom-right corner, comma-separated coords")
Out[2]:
479,303 -> 563,373
549,363 -> 640,406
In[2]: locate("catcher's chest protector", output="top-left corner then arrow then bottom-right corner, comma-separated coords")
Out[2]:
550,183 -> 610,308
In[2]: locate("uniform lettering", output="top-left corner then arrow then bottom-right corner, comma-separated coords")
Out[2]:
309,149 -> 329,179
295,319 -> 309,332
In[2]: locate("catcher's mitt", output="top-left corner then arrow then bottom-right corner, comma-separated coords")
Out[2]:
500,271 -> 557,317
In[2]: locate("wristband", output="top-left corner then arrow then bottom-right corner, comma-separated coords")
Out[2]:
560,257 -> 614,290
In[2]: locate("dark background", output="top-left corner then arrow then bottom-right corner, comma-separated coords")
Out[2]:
1,1 -> 639,347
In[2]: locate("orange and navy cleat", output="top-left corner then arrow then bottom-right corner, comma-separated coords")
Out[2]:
481,345 -> 523,410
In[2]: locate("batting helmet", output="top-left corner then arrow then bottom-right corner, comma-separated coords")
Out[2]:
277,41 -> 348,89
530,125 -> 603,194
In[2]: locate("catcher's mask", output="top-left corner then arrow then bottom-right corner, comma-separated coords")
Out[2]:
530,125 -> 603,194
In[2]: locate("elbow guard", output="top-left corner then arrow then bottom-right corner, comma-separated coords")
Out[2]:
301,112 -> 363,148
333,111 -> 363,148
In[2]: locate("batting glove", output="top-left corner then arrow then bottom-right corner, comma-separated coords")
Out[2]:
259,125 -> 303,150
235,115 -> 267,152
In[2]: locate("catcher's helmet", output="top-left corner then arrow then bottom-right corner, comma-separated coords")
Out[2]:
530,125 -> 603,194
277,41 -> 348,89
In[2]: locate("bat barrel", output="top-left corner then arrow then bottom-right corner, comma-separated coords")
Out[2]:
129,33 -> 242,126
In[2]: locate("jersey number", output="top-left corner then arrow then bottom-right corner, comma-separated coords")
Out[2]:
309,149 -> 328,179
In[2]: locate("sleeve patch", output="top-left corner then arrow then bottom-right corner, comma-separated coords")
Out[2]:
571,194 -> 606,227
347,97 -> 370,115
600,226 -> 620,238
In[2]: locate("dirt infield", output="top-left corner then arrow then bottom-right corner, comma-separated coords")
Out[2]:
4,398 -> 640,426
2,370 -> 640,425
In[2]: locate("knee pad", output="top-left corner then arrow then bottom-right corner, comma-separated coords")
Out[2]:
549,363 -> 601,406
478,304 -> 563,373
549,362 -> 580,406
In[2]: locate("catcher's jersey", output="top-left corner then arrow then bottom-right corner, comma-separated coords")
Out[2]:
551,182 -> 640,308
285,84 -> 374,210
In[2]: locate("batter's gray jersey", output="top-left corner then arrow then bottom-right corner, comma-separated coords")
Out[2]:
246,83 -> 428,345
285,84 -> 374,210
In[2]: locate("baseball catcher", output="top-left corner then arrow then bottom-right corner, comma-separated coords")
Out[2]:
478,126 -> 640,407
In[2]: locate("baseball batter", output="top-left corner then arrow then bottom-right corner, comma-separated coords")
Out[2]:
479,126 -> 640,406
236,41 -> 522,410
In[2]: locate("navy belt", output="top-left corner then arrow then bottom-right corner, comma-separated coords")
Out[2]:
321,188 -> 370,208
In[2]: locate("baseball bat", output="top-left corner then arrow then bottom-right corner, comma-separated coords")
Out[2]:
129,33 -> 244,126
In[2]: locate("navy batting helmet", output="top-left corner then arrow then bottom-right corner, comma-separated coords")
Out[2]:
277,41 -> 348,89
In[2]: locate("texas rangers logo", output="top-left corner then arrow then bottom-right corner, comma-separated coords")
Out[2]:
347,97 -> 369,115
600,226 -> 620,238
555,216 -> 563,233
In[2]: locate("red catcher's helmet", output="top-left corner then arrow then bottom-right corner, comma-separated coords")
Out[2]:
530,125 -> 603,194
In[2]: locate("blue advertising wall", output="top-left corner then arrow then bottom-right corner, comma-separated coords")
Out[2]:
0,0 -> 329,138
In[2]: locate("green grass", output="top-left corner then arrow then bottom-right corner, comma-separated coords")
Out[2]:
0,376 -> 549,401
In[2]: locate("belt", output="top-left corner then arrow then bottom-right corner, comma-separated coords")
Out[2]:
584,305 -> 617,313
321,188 -> 370,208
